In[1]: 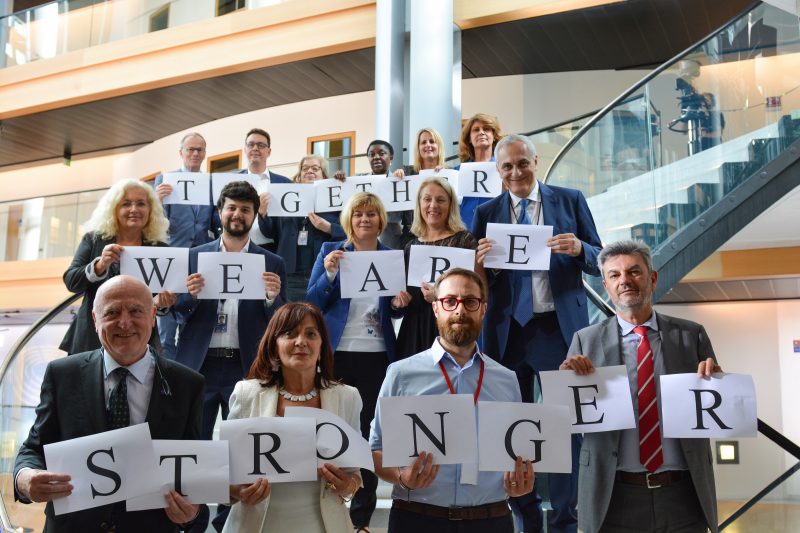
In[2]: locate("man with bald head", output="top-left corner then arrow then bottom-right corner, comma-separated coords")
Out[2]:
14,275 -> 205,532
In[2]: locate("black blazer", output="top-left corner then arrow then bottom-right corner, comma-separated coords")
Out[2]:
59,232 -> 164,355
14,350 -> 204,532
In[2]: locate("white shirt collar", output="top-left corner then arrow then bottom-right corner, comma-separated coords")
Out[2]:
248,168 -> 271,179
220,237 -> 251,253
429,337 -> 484,369
103,347 -> 153,385
617,311 -> 659,336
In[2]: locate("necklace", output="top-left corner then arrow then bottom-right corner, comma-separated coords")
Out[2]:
278,386 -> 318,402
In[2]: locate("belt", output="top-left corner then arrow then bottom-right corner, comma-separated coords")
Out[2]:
616,470 -> 686,489
206,348 -> 240,359
533,311 -> 557,319
392,499 -> 510,521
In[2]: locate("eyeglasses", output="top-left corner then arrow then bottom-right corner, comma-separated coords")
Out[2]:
182,147 -> 205,154
246,142 -> 269,150
301,165 -> 322,173
437,297 -> 482,312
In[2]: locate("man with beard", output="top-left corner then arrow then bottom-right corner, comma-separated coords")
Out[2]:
173,180 -> 287,440
369,268 -> 535,533
560,240 -> 721,533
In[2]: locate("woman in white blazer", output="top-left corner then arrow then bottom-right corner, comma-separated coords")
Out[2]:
223,303 -> 363,533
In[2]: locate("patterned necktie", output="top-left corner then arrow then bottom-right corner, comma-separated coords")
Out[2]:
107,367 -> 131,430
634,325 -> 663,473
512,198 -> 534,326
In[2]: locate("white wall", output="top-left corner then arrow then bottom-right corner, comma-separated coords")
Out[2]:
656,300 -> 800,501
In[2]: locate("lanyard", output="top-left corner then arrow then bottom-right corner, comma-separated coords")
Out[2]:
438,357 -> 485,405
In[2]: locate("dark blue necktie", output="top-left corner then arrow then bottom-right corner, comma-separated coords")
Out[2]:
512,199 -> 534,326
107,367 -> 130,430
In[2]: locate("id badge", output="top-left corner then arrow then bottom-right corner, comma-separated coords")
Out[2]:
214,312 -> 228,333
297,229 -> 309,246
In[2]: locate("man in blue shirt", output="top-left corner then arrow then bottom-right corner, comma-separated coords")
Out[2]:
369,267 -> 534,533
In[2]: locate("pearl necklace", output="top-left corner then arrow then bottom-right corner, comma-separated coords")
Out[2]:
279,386 -> 318,402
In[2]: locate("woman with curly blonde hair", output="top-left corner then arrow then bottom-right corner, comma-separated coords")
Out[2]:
59,179 -> 173,355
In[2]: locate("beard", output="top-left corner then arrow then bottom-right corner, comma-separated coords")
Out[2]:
438,315 -> 481,347
223,217 -> 253,237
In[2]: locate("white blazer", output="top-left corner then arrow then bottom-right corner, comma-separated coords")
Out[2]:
222,380 -> 363,533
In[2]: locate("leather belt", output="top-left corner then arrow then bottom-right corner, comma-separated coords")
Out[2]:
616,470 -> 686,489
206,348 -> 240,359
533,311 -> 557,319
392,499 -> 510,521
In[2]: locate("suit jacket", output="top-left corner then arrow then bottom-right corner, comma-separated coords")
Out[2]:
306,241 -> 403,361
14,349 -> 204,533
471,183 -> 602,368
236,168 -> 291,240
172,239 -> 288,375
567,313 -> 718,533
60,232 -> 164,355
154,171 -> 220,248
271,213 -> 345,275
221,380 -> 361,533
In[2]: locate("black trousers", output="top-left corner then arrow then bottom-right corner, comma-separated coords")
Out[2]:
334,350 -> 389,528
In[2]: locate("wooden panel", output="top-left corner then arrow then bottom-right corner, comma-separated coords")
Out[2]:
0,257 -> 72,310
684,247 -> 800,281
455,0 -> 623,30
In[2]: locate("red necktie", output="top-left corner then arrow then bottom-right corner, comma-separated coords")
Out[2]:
634,325 -> 663,473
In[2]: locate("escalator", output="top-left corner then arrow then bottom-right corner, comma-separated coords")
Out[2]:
1,1 -> 800,531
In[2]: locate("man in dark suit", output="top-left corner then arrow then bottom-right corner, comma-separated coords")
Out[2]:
560,239 -> 720,533
472,133 -> 603,533
173,180 -> 287,440
14,275 -> 204,532
238,127 -> 292,253
154,132 -> 220,359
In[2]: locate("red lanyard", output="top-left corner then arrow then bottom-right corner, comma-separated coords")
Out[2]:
438,357 -> 485,405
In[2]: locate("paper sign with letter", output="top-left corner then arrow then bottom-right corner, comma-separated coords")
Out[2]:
126,440 -> 230,511
120,246 -> 189,293
419,168 -> 459,186
314,179 -> 346,213
161,172 -> 211,205
458,162 -> 502,198
267,184 -> 315,217
660,373 -> 757,438
45,424 -> 159,515
379,394 -> 477,467
196,252 -> 265,300
372,175 -> 421,212
483,223 -> 553,271
478,402 -> 571,473
212,173 -> 260,204
220,416 -> 317,484
342,176 -> 377,198
284,407 -> 374,470
339,250 -> 405,299
406,245 -> 475,286
539,366 -> 636,433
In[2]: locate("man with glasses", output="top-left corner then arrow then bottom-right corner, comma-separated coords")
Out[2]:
154,132 -> 220,360
239,128 -> 291,253
370,268 -> 534,533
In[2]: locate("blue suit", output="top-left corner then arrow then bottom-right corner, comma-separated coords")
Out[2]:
471,182 -> 602,533
154,170 -> 220,359
306,240 -> 401,361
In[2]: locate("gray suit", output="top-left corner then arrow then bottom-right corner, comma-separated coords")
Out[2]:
567,313 -> 718,533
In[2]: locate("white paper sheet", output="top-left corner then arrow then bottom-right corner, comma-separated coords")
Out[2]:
196,252 -> 266,300
483,223 -> 553,270
314,179 -> 347,213
371,175 -> 422,212
284,407 -> 374,471
458,162 -> 502,198
406,246 -> 476,286
339,250 -> 406,299
119,246 -> 189,293
266,183 -> 316,217
161,172 -> 211,205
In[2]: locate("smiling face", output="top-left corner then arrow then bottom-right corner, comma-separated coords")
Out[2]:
276,315 -> 323,380
418,131 -> 439,168
180,135 -> 206,172
350,204 -> 381,242
419,183 -> 451,231
93,276 -> 156,366
497,140 -> 538,198
116,187 -> 151,235
602,253 -> 658,318
245,132 -> 271,173
219,197 -> 256,237
300,156 -> 325,183
433,275 -> 486,347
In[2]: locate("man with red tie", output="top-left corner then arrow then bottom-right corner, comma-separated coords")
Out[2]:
560,239 -> 721,533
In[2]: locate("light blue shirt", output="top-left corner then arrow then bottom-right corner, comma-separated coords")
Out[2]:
616,312 -> 688,473
370,338 -> 522,507
103,348 -> 156,426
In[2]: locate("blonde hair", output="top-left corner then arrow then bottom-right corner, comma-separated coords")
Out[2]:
410,177 -> 466,238
85,179 -> 169,243
413,127 -> 446,173
291,154 -> 330,183
340,192 -> 388,245
458,113 -> 503,162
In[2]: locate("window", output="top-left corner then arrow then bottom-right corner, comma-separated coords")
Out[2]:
217,0 -> 246,16
307,131 -> 355,177
208,150 -> 242,173
149,5 -> 170,33
141,172 -> 159,184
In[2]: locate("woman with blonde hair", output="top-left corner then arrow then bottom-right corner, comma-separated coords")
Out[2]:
396,176 -> 480,358
306,192 -> 410,533
59,179 -> 174,354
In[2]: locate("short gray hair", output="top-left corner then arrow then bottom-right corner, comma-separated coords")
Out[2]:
180,132 -> 206,150
598,239 -> 654,274
494,133 -> 537,161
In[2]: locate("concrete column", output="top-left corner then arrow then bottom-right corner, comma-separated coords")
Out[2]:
374,0 -> 405,169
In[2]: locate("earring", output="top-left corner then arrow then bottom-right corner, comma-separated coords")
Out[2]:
271,359 -> 280,372
317,361 -> 321,374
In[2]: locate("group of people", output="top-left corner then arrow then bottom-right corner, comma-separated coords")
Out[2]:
14,116 -> 723,533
